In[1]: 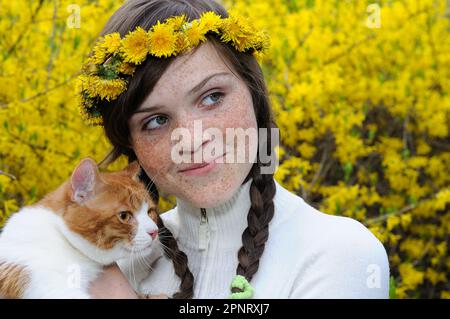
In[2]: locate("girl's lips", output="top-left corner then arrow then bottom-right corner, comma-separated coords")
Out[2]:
178,154 -> 225,176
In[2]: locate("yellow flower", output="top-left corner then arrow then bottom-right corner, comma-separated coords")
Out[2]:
253,30 -> 270,52
185,20 -> 207,47
400,239 -> 425,259
174,32 -> 190,53
386,215 -> 400,231
91,38 -> 108,64
121,27 -> 150,64
148,21 -> 177,58
252,50 -> 266,63
220,11 -> 260,52
78,95 -> 94,121
77,78 -> 103,125
199,11 -> 222,33
83,75 -> 127,101
220,12 -> 245,43
77,75 -> 93,99
79,94 -> 93,110
95,77 -> 127,101
79,104 -> 103,125
117,62 -> 136,75
399,263 -> 425,290
102,32 -> 122,54
87,116 -> 103,126
81,60 -> 97,75
166,14 -> 186,30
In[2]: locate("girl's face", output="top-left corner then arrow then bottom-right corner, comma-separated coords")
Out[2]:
129,42 -> 257,208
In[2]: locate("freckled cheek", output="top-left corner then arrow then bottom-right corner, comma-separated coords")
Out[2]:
218,94 -> 258,157
222,93 -> 257,130
132,135 -> 173,177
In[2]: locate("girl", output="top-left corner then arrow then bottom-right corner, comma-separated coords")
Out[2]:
82,0 -> 390,298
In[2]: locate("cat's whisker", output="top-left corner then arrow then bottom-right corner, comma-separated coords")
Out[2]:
158,242 -> 172,255
130,246 -> 138,288
123,248 -> 135,283
136,252 -> 152,271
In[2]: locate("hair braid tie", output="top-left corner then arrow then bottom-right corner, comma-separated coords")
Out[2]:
231,165 -> 276,298
229,275 -> 254,299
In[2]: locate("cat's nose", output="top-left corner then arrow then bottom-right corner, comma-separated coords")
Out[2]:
148,230 -> 158,240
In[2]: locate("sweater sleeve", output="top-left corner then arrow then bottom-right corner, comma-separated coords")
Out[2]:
289,217 -> 390,299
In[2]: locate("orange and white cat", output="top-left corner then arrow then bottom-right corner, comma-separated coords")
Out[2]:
0,158 -> 164,298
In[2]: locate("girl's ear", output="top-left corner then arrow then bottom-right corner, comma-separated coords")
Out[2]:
126,161 -> 141,181
70,158 -> 100,204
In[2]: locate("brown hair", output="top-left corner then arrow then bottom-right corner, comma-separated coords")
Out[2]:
97,0 -> 278,298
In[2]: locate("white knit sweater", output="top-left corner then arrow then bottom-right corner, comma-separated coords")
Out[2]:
118,178 -> 390,298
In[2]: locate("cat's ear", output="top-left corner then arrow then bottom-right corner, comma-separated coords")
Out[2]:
126,161 -> 141,182
70,158 -> 100,204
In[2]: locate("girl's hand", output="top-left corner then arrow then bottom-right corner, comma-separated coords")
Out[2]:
89,263 -> 138,299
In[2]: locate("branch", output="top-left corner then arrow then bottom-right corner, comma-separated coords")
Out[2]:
2,0 -> 45,61
365,203 -> 417,225
0,170 -> 16,180
5,131 -> 73,161
45,0 -> 60,90
304,145 -> 330,201
0,72 -> 80,109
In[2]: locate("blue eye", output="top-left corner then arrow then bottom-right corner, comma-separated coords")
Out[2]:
201,92 -> 224,107
144,115 -> 168,130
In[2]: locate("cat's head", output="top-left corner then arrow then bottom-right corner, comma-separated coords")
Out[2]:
58,158 -> 160,265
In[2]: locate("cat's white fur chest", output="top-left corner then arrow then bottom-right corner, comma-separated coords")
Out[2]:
0,206 -> 105,298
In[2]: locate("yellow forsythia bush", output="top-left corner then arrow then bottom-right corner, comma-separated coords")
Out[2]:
0,0 -> 448,298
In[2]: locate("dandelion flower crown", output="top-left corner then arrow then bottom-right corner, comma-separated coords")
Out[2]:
76,11 -> 270,125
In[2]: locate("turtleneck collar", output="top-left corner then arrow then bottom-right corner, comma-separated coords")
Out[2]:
174,178 -> 253,251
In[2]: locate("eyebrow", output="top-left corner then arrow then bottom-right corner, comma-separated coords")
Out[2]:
134,71 -> 231,114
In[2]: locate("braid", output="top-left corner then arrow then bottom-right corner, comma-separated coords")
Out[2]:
232,164 -> 276,293
156,214 -> 194,299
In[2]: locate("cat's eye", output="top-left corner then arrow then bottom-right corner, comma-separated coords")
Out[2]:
117,211 -> 132,223
147,208 -> 156,218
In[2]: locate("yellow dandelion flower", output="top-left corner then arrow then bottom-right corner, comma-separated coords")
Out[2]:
76,84 -> 93,111
78,104 -> 90,122
199,11 -> 222,33
88,116 -> 103,126
121,27 -> 150,64
77,83 -> 104,125
244,30 -> 270,54
220,11 -> 259,52
255,30 -> 270,52
80,102 -> 103,125
252,50 -> 265,63
91,38 -> 108,64
166,14 -> 186,30
185,20 -> 207,47
220,12 -> 245,41
235,33 -> 256,51
84,76 -> 127,101
81,60 -> 97,75
149,21 -> 178,58
81,96 -> 94,110
95,77 -> 127,101
117,62 -> 136,75
77,75 -> 94,97
82,76 -> 100,99
174,31 -> 190,53
102,32 -> 122,54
